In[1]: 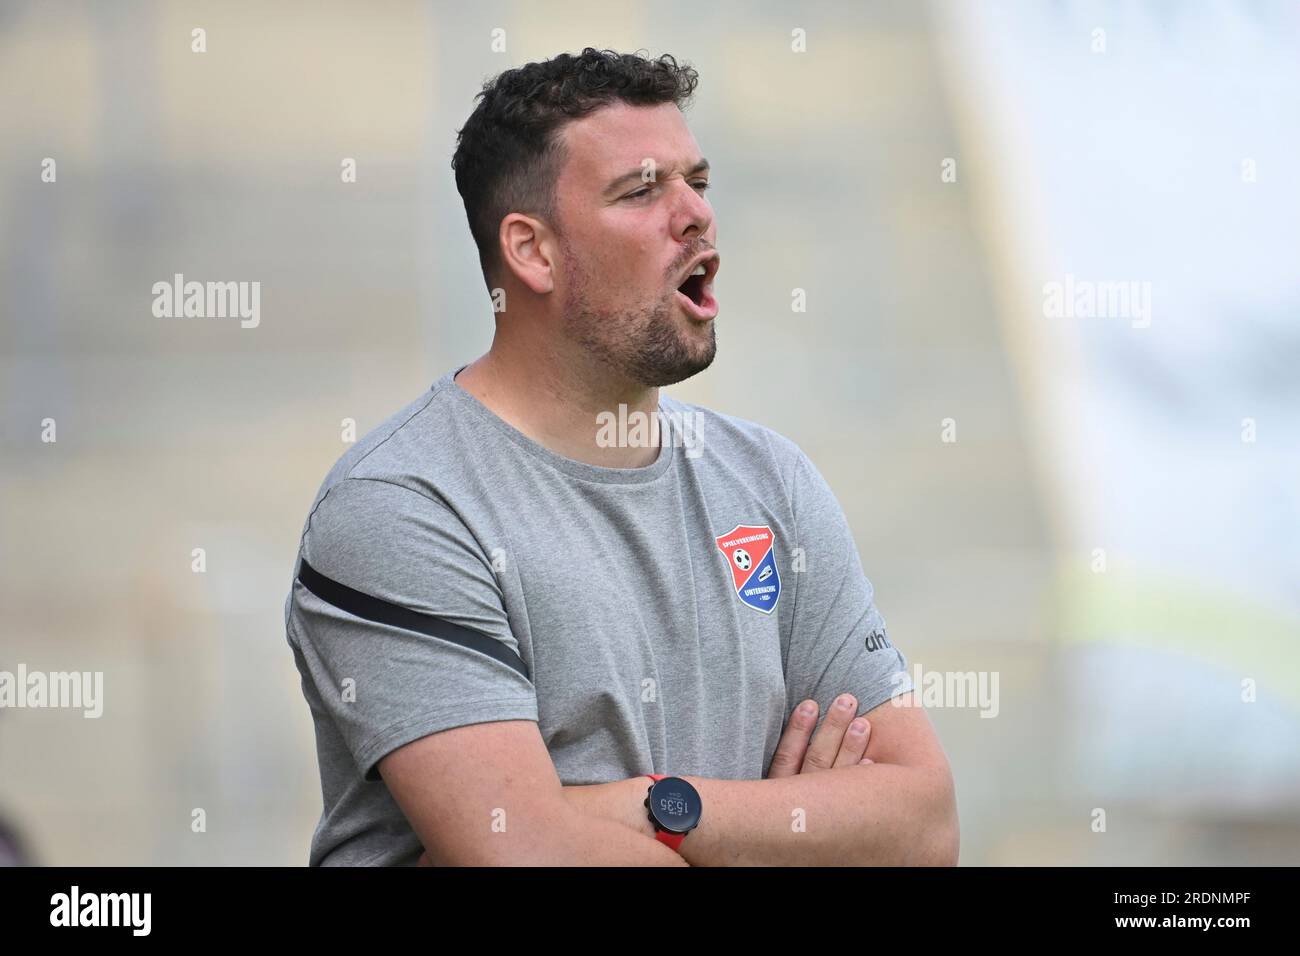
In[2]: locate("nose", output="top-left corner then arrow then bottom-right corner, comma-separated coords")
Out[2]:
672,177 -> 714,244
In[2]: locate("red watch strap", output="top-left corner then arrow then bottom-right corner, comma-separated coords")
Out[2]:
655,829 -> 686,851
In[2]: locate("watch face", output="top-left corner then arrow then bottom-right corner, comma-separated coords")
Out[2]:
648,776 -> 702,834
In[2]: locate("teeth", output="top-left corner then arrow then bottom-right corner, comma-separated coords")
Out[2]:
691,264 -> 706,276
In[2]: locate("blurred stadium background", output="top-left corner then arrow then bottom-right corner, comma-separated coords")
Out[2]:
1,0 -> 1297,865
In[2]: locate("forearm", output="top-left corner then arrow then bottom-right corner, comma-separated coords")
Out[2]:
531,785 -> 681,865
563,765 -> 957,866
422,798 -> 687,866
541,808 -> 689,866
677,763 -> 957,866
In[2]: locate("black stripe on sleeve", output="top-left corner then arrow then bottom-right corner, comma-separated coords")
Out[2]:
296,558 -> 530,681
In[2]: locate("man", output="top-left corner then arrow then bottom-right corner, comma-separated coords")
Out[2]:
285,48 -> 958,866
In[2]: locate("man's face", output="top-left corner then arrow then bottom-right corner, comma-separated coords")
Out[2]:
550,101 -> 720,388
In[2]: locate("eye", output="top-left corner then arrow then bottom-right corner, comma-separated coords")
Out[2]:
622,181 -> 711,201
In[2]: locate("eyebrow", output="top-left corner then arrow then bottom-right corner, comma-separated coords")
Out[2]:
603,158 -> 710,196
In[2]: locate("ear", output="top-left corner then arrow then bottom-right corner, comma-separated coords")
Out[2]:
498,213 -> 555,295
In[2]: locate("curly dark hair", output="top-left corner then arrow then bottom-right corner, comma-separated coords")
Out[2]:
451,48 -> 700,287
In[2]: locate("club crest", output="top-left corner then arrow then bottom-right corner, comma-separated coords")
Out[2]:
715,524 -> 781,614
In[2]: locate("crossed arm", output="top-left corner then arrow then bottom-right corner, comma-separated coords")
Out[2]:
559,690 -> 957,866
385,690 -> 958,867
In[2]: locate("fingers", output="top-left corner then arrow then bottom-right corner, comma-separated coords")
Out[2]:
832,716 -> 871,769
802,693 -> 859,772
767,699 -> 819,778
768,694 -> 876,778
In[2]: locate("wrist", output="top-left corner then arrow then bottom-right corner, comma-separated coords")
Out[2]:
630,776 -> 659,838
562,779 -> 657,840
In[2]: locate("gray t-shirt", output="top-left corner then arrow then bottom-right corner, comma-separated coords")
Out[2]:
284,365 -> 913,866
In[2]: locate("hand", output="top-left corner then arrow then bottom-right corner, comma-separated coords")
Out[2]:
766,694 -> 873,777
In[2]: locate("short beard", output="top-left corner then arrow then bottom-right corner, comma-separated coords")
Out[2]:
560,248 -> 716,388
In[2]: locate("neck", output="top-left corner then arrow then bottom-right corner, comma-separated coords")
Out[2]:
455,332 -> 664,469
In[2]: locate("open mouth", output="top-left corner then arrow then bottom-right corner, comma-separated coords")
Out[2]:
677,270 -> 708,307
674,256 -> 719,320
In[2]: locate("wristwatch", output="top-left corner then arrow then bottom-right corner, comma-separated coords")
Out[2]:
643,774 -> 702,853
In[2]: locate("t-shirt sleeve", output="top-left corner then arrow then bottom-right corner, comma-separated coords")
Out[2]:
782,447 -> 913,728
287,476 -> 538,782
